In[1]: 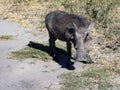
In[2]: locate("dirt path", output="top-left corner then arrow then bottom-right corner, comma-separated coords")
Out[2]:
0,20 -> 84,90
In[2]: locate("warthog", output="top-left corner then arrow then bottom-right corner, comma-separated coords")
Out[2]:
45,10 -> 94,67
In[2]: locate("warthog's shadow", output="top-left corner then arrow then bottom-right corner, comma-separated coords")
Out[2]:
28,41 -> 75,70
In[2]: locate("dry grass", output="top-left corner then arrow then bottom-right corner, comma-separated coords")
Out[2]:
0,0 -> 63,29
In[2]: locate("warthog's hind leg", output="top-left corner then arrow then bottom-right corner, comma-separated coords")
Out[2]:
49,32 -> 57,60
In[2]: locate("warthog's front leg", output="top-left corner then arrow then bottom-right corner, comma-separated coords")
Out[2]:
66,41 -> 72,67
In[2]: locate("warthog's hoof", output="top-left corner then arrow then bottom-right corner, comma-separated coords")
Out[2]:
66,63 -> 75,70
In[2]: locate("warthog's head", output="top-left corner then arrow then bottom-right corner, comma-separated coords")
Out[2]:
73,23 -> 94,61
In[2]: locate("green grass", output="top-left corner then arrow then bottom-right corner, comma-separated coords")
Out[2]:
11,46 -> 51,61
11,41 -> 67,61
0,35 -> 13,40
60,66 -> 116,90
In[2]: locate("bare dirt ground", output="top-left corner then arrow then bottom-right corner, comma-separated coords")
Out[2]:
0,20 -> 85,90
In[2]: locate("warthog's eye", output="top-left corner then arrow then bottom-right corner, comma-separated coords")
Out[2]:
84,32 -> 92,43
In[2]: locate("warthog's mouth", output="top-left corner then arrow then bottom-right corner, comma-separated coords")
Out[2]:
76,57 -> 88,62
75,54 -> 94,64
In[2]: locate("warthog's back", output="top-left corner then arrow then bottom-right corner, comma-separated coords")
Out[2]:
45,10 -> 89,41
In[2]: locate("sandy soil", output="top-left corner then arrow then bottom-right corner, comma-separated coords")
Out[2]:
0,20 -> 85,90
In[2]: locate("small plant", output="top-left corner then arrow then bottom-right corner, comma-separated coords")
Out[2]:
0,35 -> 13,40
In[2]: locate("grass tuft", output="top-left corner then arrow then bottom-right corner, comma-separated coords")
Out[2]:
11,46 -> 51,61
0,35 -> 13,40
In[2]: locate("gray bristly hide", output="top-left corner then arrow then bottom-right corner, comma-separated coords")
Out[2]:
45,10 -> 95,67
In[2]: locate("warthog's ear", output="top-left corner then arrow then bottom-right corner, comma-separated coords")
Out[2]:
87,22 -> 95,32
